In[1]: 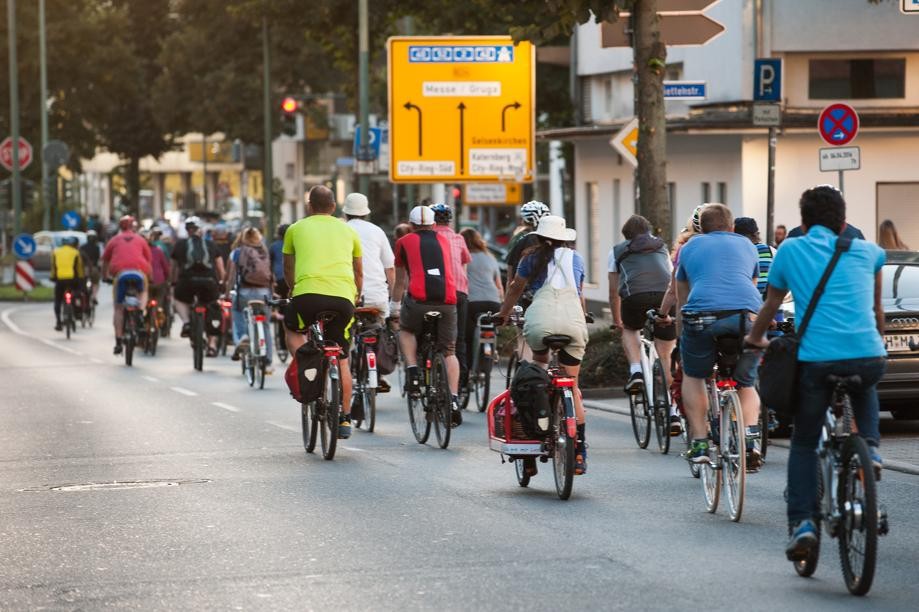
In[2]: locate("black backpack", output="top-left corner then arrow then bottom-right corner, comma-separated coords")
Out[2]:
510,361 -> 552,438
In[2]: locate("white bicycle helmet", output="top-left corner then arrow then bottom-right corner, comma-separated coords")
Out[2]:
520,200 -> 550,227
690,204 -> 707,233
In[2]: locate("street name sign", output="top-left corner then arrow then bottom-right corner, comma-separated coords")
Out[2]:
902,0 -> 919,14
464,182 -> 522,206
610,117 -> 639,168
663,81 -> 707,100
0,136 -> 33,172
752,103 -> 781,127
12,233 -> 36,260
820,147 -> 861,172
818,103 -> 859,146
388,36 -> 535,183
754,59 -> 782,102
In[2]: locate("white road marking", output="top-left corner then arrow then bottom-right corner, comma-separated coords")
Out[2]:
143,376 -> 160,383
341,446 -> 366,452
90,358 -> 103,364
265,420 -> 299,432
212,402 -> 240,413
39,337 -> 83,356
1,307 -> 26,335
169,386 -> 198,397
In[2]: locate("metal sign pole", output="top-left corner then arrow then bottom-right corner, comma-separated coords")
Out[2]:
39,0 -> 50,230
766,126 -> 776,245
8,0 -> 22,237
838,169 -> 844,194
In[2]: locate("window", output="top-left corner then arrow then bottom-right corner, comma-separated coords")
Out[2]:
604,77 -> 614,117
612,178 -> 621,238
701,182 -> 711,203
285,163 -> 295,180
587,182 -> 600,282
717,182 -> 727,205
809,59 -> 905,99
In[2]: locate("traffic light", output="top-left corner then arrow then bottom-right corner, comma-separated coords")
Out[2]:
21,179 -> 35,206
280,96 -> 299,137
0,179 -> 9,210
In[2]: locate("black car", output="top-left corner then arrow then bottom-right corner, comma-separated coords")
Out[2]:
879,250 -> 919,419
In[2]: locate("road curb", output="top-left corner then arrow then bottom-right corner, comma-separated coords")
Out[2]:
584,399 -> 919,477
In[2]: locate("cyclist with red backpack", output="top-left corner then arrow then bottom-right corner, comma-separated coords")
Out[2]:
226,227 -> 274,365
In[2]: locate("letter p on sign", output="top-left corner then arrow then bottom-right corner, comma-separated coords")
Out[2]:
754,59 -> 782,102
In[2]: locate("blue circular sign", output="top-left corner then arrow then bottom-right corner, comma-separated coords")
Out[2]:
61,210 -> 82,230
12,233 -> 36,260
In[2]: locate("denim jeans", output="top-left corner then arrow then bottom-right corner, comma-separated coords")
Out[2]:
680,313 -> 759,387
232,287 -> 273,363
786,357 -> 887,523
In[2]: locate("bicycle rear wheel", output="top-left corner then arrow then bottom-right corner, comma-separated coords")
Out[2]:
148,324 -> 159,356
407,372 -> 431,444
319,364 -> 340,460
64,305 -> 72,340
722,390 -> 747,522
652,359 -> 670,454
302,401 -> 318,453
192,312 -> 204,371
515,459 -> 531,488
837,435 -> 878,596
244,354 -> 255,386
552,392 -> 575,500
629,388 -> 651,449
475,353 -> 492,412
432,353 -> 451,450
256,359 -> 266,390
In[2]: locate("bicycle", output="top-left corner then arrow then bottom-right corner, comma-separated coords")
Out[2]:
406,311 -> 452,450
61,287 -> 77,340
791,374 -> 889,596
272,299 -> 344,461
486,330 -> 580,500
697,335 -> 748,522
627,310 -> 673,454
122,286 -> 144,367
142,297 -> 160,357
350,307 -> 381,432
189,294 -> 210,372
461,312 -> 498,412
241,299 -> 271,390
83,277 -> 96,328
216,297 -> 233,357
274,310 -> 289,363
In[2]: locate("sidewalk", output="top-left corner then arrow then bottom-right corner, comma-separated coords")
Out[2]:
583,396 -> 919,477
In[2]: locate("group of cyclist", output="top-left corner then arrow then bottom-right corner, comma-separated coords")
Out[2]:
608,184 -> 887,564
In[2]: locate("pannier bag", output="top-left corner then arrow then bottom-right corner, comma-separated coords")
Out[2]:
510,361 -> 552,438
285,343 -> 324,403
376,326 -> 399,375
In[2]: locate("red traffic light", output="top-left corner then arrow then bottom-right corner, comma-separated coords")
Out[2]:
281,97 -> 299,114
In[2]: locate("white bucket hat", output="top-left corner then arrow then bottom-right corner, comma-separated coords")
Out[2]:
533,215 -> 576,242
343,193 -> 371,216
409,205 -> 435,226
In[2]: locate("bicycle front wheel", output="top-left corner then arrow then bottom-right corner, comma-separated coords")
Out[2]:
515,459 -> 531,488
721,390 -> 747,522
552,392 -> 576,500
652,359 -> 671,454
505,351 -> 519,390
629,388 -> 651,449
431,353 -> 451,450
758,403 -> 770,461
837,435 -> 878,596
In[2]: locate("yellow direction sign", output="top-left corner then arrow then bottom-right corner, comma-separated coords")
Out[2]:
387,36 -> 535,184
610,117 -> 639,167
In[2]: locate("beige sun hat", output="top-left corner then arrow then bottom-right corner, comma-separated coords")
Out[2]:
533,215 -> 576,242
343,192 -> 371,216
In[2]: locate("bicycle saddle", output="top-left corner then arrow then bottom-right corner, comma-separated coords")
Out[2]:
247,299 -> 266,307
316,310 -> 339,323
355,306 -> 381,316
543,334 -> 573,351
424,311 -> 443,322
714,335 -> 741,373
827,374 -> 862,388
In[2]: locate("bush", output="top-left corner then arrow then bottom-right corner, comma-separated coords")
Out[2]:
579,327 -> 629,389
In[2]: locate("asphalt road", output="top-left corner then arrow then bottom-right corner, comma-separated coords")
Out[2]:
2,298 -> 919,611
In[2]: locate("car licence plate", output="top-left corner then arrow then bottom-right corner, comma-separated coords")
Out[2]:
885,334 -> 919,353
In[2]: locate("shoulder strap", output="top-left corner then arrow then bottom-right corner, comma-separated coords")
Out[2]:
797,236 -> 852,340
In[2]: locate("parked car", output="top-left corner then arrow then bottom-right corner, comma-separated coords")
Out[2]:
877,250 -> 919,419
31,231 -> 87,271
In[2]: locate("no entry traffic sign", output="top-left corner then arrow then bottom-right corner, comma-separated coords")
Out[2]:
818,103 -> 859,146
0,136 -> 33,171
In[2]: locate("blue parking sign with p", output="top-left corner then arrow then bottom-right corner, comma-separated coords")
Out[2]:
754,59 -> 782,102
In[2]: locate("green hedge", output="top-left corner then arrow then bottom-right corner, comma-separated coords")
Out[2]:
580,327 -> 629,389
0,284 -> 54,302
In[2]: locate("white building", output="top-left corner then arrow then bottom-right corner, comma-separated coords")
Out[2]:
540,0 -> 919,305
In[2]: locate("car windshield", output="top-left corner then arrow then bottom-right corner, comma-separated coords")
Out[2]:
882,263 -> 919,300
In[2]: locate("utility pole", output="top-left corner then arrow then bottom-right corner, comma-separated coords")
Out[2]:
357,0 -> 370,196
201,134 -> 208,210
39,0 -> 49,230
7,0 -> 22,237
262,16 -> 275,235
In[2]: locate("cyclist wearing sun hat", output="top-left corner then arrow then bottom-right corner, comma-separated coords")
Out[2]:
343,192 -> 395,320
497,214 -> 591,475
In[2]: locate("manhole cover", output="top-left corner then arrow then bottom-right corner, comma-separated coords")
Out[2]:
19,478 -> 211,492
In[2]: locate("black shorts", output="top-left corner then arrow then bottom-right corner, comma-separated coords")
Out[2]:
399,297 -> 457,356
621,291 -> 676,341
175,276 -> 220,305
285,294 -> 355,354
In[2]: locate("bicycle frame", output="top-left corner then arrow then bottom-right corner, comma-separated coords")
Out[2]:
469,314 -> 496,380
245,303 -> 270,360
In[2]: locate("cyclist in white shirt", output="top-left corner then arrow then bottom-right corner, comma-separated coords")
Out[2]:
343,193 -> 395,317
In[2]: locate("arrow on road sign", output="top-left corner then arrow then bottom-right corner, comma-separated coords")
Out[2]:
501,101 -> 521,132
458,102 -> 466,175
610,117 -> 639,167
601,13 -> 725,47
403,102 -> 423,156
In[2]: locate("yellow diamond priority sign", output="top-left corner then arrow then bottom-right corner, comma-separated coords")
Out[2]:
388,36 -> 535,183
610,117 -> 639,167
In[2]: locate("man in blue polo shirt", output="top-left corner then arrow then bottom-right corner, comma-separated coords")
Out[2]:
746,185 -> 886,564
676,203 -> 763,467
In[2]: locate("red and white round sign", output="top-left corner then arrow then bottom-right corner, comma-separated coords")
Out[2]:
0,136 -> 33,172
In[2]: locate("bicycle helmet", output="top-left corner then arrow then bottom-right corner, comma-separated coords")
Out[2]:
520,200 -> 550,227
184,215 -> 201,229
63,236 -> 79,247
690,204 -> 707,233
118,215 -> 136,231
430,203 -> 453,224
